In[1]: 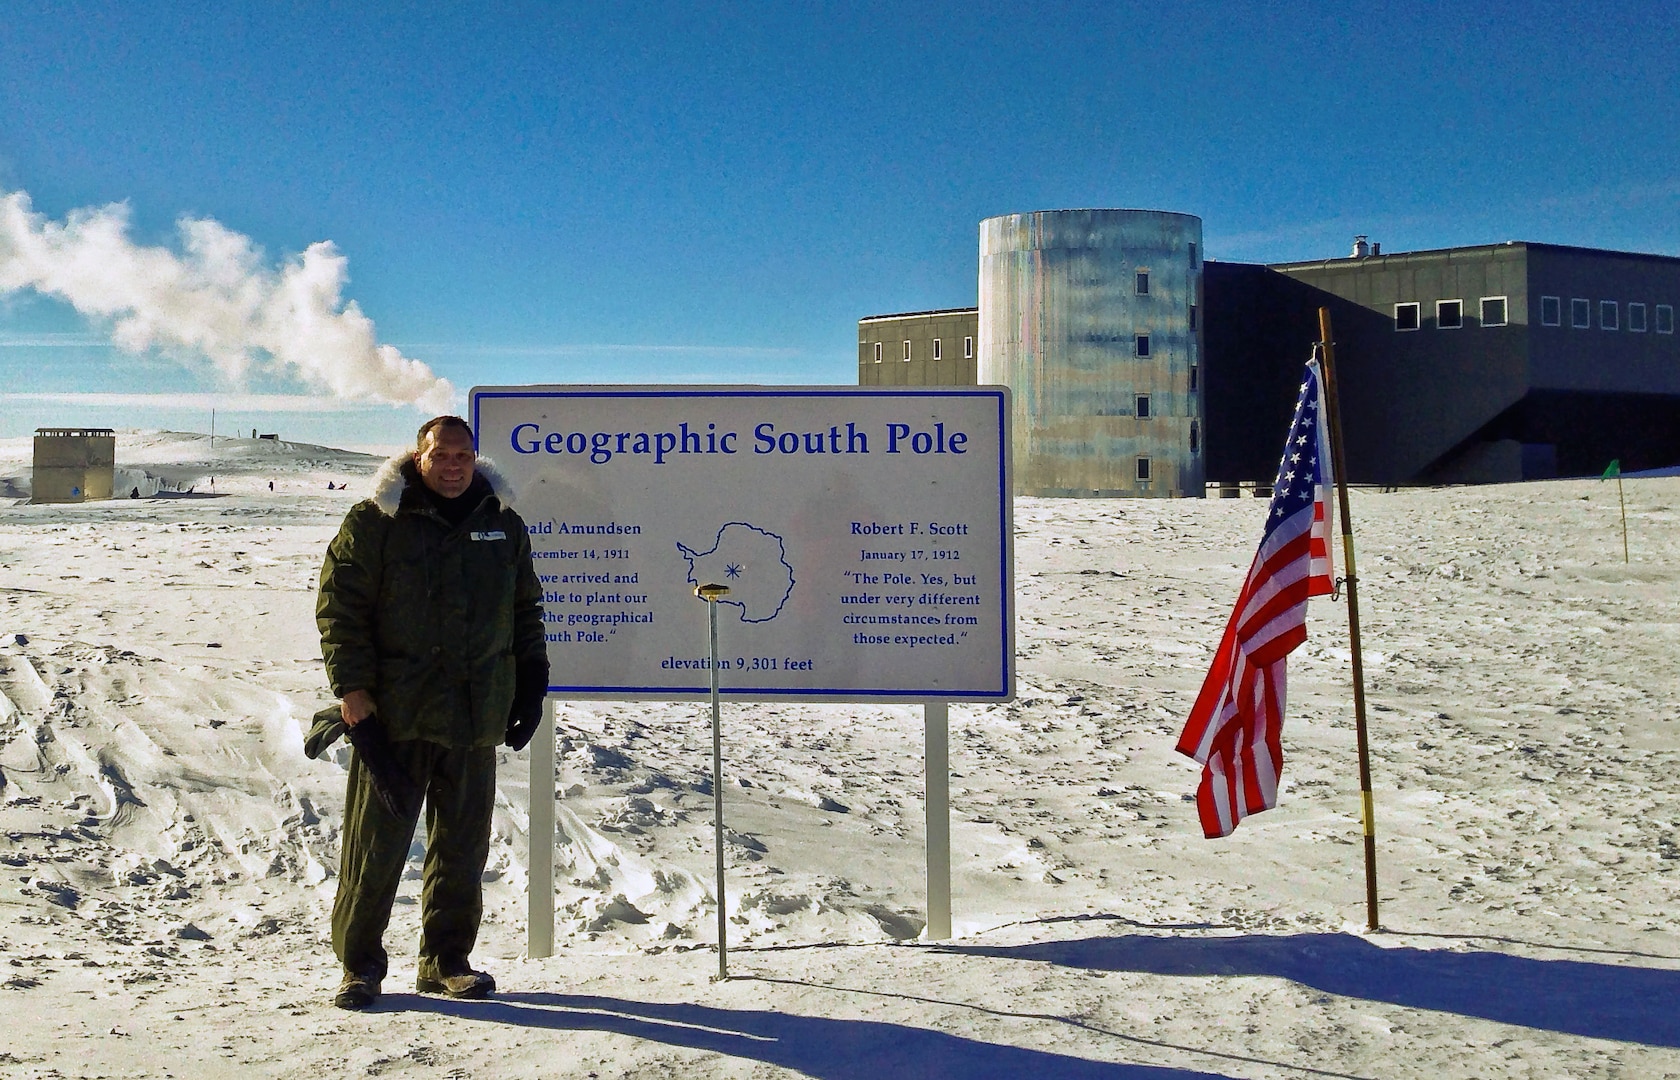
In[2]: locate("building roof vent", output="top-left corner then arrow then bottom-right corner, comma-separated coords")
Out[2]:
1352,235 -> 1370,258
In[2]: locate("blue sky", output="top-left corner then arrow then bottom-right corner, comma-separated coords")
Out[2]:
2,1 -> 1676,446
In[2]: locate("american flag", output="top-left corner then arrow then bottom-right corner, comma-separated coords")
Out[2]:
1176,358 -> 1335,838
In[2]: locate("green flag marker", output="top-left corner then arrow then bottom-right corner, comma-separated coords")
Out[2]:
1602,459 -> 1629,562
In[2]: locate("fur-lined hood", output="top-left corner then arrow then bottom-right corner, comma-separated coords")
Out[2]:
368,452 -> 516,516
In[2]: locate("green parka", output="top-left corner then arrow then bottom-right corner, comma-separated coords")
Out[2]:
317,454 -> 546,748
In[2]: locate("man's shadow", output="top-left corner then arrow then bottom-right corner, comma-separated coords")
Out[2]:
939,932 -> 1680,1047
392,991 -> 1237,1080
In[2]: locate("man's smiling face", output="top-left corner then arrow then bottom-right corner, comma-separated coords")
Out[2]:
418,425 -> 476,499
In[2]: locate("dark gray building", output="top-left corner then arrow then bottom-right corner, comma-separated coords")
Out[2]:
1205,242 -> 1680,485
863,234 -> 1680,491
858,308 -> 978,387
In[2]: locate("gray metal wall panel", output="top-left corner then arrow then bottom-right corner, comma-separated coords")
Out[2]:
978,209 -> 1203,497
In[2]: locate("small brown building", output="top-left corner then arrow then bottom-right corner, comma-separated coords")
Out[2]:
858,308 -> 979,387
32,428 -> 116,503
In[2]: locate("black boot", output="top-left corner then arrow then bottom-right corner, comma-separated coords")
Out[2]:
334,969 -> 383,1010
415,957 -> 495,999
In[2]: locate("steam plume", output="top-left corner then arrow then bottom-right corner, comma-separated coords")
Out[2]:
0,190 -> 455,412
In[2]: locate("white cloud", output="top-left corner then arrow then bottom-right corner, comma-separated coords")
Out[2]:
0,190 -> 455,411
0,333 -> 114,347
0,392 -> 383,413
394,342 -> 802,359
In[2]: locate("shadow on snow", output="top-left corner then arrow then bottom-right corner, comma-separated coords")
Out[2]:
393,991 -> 1233,1079
938,932 -> 1680,1047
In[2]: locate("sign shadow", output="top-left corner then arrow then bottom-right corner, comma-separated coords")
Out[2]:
391,991 -> 1234,1079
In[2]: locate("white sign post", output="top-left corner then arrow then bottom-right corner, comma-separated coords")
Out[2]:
923,701 -> 951,940
472,385 -> 1014,955
527,697 -> 555,959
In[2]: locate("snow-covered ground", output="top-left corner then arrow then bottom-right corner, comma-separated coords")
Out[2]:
1,431 -> 1676,1078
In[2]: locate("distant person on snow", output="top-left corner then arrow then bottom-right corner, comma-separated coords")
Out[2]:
315,415 -> 549,1010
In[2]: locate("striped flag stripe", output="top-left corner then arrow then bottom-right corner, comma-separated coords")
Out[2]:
1178,358 -> 1334,838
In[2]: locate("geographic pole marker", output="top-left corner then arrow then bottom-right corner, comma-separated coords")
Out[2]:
695,582 -> 731,980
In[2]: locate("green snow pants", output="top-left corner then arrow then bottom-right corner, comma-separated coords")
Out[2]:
332,739 -> 497,979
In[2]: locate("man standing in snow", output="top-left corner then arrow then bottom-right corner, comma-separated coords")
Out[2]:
316,415 -> 549,1010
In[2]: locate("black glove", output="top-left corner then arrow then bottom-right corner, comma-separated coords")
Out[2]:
346,715 -> 422,820
505,657 -> 550,751
303,704 -> 348,760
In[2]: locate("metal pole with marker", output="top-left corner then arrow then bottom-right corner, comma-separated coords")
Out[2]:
1618,470 -> 1630,563
695,582 -> 731,980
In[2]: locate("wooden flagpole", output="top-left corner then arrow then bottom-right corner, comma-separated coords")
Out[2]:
1316,308 -> 1380,931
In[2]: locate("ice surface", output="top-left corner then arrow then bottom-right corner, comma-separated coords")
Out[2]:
0,431 -> 1677,1076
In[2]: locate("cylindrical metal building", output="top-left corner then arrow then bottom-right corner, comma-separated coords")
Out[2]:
979,209 -> 1204,497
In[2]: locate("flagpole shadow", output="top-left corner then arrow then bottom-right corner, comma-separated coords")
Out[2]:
1384,927 -> 1680,964
390,991 -> 1236,1079
937,932 -> 1680,1047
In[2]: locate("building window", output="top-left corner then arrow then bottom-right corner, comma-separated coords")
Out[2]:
963,335 -> 974,358
1658,304 -> 1675,334
1135,334 -> 1151,357
1541,296 -> 1561,326
1189,304 -> 1198,330
1135,394 -> 1151,418
902,340 -> 912,361
1190,421 -> 1200,454
1135,270 -> 1150,295
1189,242 -> 1198,267
1601,300 -> 1618,330
1394,302 -> 1420,331
873,342 -> 882,363
933,338 -> 942,361
1480,297 -> 1507,327
1189,364 -> 1199,392
1437,299 -> 1463,329
1629,303 -> 1647,332
1136,456 -> 1152,482
1571,298 -> 1591,328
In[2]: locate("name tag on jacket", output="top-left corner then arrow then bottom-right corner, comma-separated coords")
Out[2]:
470,530 -> 507,541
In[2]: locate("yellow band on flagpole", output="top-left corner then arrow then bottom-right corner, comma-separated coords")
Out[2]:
1361,790 -> 1375,837
1341,539 -> 1356,579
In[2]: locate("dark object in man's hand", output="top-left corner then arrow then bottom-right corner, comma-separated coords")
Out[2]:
347,716 -> 422,819
303,705 -> 348,760
505,658 -> 550,751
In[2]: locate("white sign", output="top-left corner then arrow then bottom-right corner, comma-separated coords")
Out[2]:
470,385 -> 1014,701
